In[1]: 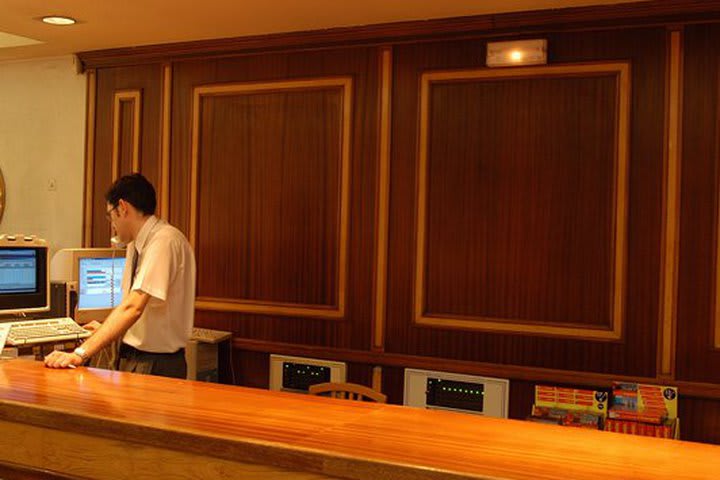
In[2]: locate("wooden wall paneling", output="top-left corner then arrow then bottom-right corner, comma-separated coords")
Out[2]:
380,366 -> 405,405
90,64 -> 163,247
160,63 -> 172,220
232,350 -> 270,388
190,78 -> 352,319
676,24 -> 720,384
346,363 -> 374,389
414,63 -> 629,341
174,47 -> 380,350
386,28 -> 666,377
658,29 -> 684,379
83,69 -> 97,247
679,396 -> 720,444
373,47 -> 393,351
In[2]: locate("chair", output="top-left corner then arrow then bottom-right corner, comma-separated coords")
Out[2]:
308,382 -> 387,403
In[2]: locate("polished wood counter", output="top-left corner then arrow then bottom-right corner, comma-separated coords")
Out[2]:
0,359 -> 719,479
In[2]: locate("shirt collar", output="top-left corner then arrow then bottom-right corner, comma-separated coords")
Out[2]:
133,215 -> 159,255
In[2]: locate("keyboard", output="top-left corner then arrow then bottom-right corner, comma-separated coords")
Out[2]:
6,317 -> 91,346
190,327 -> 232,344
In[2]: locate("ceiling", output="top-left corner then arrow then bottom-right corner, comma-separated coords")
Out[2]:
0,0 -> 649,62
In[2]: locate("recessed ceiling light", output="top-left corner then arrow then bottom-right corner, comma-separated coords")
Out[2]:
41,16 -> 76,26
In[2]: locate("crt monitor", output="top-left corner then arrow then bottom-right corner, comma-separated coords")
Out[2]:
77,256 -> 125,310
0,235 -> 49,316
49,248 -> 126,323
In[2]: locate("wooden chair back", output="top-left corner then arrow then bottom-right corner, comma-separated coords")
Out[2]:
308,382 -> 387,403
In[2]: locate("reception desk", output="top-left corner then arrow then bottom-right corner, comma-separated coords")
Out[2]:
0,359 -> 718,479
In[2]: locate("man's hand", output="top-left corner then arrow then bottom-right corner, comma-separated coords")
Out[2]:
44,350 -> 83,369
83,321 -> 102,334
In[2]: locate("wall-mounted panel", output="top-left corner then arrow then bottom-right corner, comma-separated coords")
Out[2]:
172,48 -> 381,349
90,65 -> 163,247
676,24 -> 720,384
415,63 -> 629,341
387,28 -> 666,376
190,79 -> 352,319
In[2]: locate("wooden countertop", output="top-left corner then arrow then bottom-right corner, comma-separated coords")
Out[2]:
0,359 -> 718,480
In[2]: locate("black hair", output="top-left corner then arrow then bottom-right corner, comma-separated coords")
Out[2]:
105,173 -> 157,216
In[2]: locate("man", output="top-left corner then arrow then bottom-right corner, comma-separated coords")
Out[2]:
44,174 -> 196,378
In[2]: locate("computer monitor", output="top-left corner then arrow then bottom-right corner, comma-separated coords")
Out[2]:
0,235 -> 50,316
50,248 -> 126,323
77,256 -> 125,310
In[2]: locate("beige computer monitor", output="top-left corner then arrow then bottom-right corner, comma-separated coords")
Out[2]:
51,248 -> 126,324
0,235 -> 50,316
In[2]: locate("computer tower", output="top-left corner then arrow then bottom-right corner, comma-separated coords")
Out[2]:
49,281 -> 77,319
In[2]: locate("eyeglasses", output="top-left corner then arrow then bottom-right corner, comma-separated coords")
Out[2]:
105,205 -> 119,221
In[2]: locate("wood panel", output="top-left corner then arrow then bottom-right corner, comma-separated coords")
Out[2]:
676,24 -> 720,383
91,64 -> 163,247
658,29 -> 683,377
415,63 -> 628,341
387,28 -> 666,376
190,78 -> 352,319
173,48 -> 380,350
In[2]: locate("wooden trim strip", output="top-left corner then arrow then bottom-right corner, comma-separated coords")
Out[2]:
372,366 -> 383,392
195,298 -> 343,319
714,50 -> 720,350
231,337 -> 720,400
659,30 -> 683,374
76,1 -> 720,69
111,90 -> 142,181
82,70 -> 97,247
160,64 -> 172,220
190,77 -> 352,319
414,62 -> 630,341
373,47 -> 392,351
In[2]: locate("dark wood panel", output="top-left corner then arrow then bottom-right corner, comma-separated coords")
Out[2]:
424,74 -> 617,327
196,89 -> 342,306
680,397 -> 720,444
175,47 -> 380,349
233,350 -> 270,389
76,1 -> 720,69
92,65 -> 162,247
386,28 -> 666,376
676,24 -> 720,384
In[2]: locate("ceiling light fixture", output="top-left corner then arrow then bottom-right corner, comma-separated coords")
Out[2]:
41,16 -> 77,26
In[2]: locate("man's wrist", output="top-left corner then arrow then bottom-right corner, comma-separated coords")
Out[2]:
73,347 -> 90,362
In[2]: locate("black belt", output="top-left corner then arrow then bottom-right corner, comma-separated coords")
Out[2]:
119,343 -> 185,357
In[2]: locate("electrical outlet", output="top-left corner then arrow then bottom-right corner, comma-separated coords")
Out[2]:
48,179 -> 57,191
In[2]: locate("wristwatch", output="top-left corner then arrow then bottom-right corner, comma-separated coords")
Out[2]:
73,347 -> 90,362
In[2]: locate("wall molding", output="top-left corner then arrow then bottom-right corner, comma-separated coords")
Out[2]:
714,54 -> 720,351
76,1 -> 720,69
413,62 -> 630,341
658,29 -> 684,375
159,64 -> 172,220
82,70 -> 97,247
232,337 -> 720,400
372,47 -> 392,351
111,89 -> 142,181
190,77 -> 353,319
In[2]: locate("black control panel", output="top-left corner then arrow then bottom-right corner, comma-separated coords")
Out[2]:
426,378 -> 484,412
282,362 -> 331,392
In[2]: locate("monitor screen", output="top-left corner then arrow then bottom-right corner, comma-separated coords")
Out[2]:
0,246 -> 48,314
78,257 -> 125,310
0,249 -> 37,294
